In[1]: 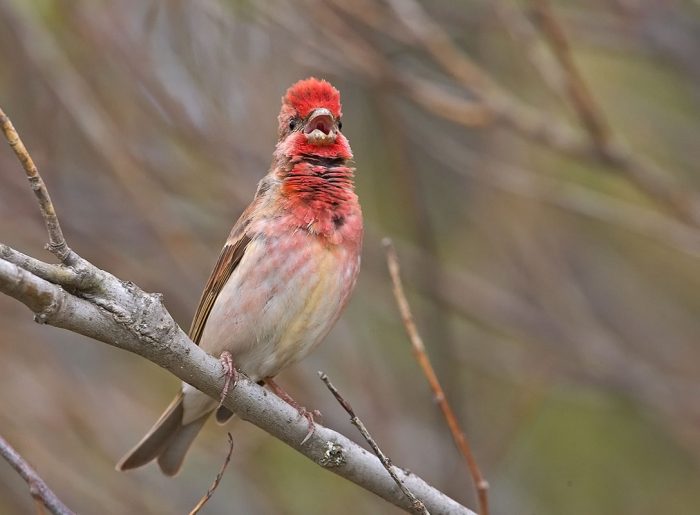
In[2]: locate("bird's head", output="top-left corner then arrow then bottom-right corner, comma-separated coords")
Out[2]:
276,78 -> 352,160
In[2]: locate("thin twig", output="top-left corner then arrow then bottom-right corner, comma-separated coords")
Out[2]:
383,239 -> 489,515
0,107 -> 72,263
530,0 -> 611,153
188,433 -> 234,515
319,372 -> 429,515
0,434 -> 74,515
493,0 -> 568,101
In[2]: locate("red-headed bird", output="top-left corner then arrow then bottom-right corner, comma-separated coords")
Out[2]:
117,78 -> 362,475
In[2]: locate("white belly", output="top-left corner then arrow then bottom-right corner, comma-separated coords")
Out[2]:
198,232 -> 358,381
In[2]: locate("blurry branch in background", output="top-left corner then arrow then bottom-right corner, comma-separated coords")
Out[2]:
530,0 -> 611,150
0,110 -> 474,515
273,0 -> 700,252
319,372 -> 429,515
275,0 -> 700,230
188,433 -> 234,515
494,0 -> 568,102
0,1 -> 211,282
409,125 -> 700,258
0,434 -> 74,515
384,239 -> 489,515
383,0 -> 700,228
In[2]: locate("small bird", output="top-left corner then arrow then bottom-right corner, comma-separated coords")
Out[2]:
117,78 -> 362,475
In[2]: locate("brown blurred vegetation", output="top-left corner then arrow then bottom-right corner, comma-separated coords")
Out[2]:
1,0 -> 700,513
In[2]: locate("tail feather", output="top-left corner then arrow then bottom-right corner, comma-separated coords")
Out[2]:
117,392 -> 211,476
157,416 -> 208,475
215,405 -> 235,424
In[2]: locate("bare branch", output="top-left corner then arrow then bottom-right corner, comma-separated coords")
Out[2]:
0,247 -> 473,514
398,75 -> 493,127
383,239 -> 489,515
493,0 -> 567,100
530,0 -> 612,152
407,124 -> 700,258
319,372 -> 429,515
0,107 -> 72,263
0,244 -> 94,290
189,433 -> 234,515
0,434 -> 74,515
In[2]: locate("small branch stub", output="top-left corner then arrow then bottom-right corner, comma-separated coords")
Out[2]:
320,371 -> 429,515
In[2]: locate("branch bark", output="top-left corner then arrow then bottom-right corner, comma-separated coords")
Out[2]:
0,243 -> 473,514
320,372 -> 429,515
0,434 -> 74,515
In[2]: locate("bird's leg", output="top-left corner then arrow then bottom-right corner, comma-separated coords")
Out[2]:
218,351 -> 238,409
264,377 -> 320,444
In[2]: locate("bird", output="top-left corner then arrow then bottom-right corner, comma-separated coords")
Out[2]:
116,78 -> 363,476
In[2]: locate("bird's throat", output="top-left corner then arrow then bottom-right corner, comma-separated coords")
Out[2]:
282,159 -> 354,207
280,159 -> 357,239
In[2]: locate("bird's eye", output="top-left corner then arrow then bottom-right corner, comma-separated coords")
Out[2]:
338,119 -> 343,131
288,118 -> 299,131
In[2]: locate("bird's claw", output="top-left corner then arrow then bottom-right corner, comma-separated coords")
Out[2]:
264,377 -> 320,445
299,407 -> 319,445
218,351 -> 238,409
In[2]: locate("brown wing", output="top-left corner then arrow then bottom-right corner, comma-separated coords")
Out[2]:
188,214 -> 253,345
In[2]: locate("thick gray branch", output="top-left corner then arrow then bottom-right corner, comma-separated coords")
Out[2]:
0,255 -> 474,515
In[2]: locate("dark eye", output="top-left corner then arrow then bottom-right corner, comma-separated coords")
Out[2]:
288,118 -> 299,131
337,119 -> 343,131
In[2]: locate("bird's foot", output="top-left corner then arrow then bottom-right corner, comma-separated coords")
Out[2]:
264,377 -> 320,445
218,351 -> 238,409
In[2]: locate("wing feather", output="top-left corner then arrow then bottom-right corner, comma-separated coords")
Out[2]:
187,213 -> 254,345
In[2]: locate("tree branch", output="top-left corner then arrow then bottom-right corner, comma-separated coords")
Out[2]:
0,107 -> 72,263
0,434 -> 74,515
320,372 -> 429,515
384,239 -> 489,515
188,433 -> 234,515
0,243 -> 473,514
530,0 -> 611,150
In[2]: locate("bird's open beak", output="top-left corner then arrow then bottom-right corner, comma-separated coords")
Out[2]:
304,108 -> 337,146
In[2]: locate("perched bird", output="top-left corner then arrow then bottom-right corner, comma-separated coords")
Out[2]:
116,78 -> 363,475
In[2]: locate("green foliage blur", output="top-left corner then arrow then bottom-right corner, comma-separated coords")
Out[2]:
1,1 -> 699,513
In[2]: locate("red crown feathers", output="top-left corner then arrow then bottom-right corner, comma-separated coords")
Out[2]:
283,78 -> 342,119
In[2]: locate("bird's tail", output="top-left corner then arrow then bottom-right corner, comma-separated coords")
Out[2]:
116,392 -> 209,476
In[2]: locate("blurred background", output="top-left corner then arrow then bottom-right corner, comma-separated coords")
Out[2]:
1,0 -> 699,513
